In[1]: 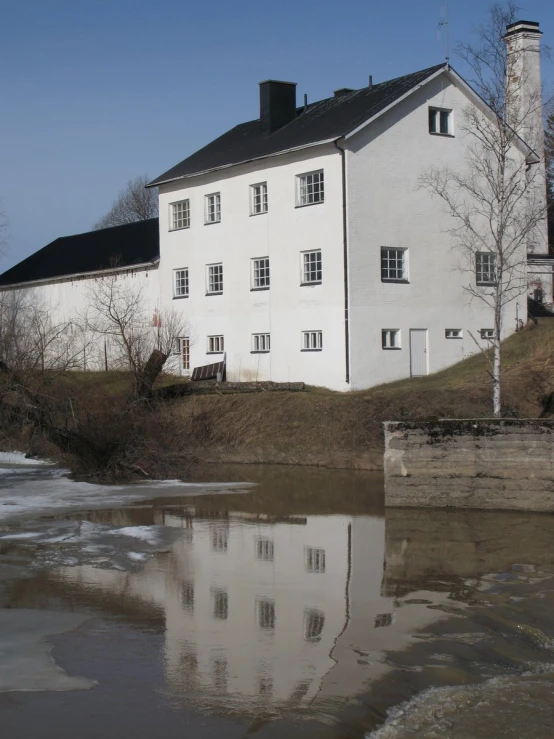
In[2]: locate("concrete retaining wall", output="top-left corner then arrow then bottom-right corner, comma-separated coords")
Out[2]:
384,419 -> 554,511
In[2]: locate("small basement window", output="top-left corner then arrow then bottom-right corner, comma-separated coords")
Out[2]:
302,331 -> 322,351
445,329 -> 463,339
429,107 -> 452,135
252,333 -> 270,353
207,335 -> 225,353
480,329 -> 494,340
382,329 -> 400,349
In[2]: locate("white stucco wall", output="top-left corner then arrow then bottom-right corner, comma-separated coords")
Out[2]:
345,74 -> 530,390
0,266 -> 160,371
158,145 -> 347,389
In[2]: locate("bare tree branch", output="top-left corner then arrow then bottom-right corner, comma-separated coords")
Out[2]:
93,175 -> 158,230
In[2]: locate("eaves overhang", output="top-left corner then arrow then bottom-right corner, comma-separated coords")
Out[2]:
0,258 -> 160,291
146,138 -> 339,188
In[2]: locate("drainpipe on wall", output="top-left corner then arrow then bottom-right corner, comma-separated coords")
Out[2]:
334,138 -> 350,385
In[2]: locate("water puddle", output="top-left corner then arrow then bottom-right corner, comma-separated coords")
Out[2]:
0,461 -> 553,737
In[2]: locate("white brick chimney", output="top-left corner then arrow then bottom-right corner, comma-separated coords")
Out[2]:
505,20 -> 548,255
504,20 -> 543,156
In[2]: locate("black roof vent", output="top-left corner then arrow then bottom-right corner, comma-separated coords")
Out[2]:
334,88 -> 355,98
259,80 -> 297,133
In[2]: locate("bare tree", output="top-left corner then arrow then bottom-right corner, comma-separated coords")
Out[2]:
0,290 -> 84,378
420,3 -> 549,417
85,274 -> 192,397
93,175 -> 158,230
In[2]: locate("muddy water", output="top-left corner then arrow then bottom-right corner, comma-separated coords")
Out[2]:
1,463 -> 554,738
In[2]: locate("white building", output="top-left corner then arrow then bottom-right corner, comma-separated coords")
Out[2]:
1,19 -> 550,391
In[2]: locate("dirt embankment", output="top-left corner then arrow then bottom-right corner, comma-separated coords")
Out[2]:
4,320 -> 554,476
155,320 -> 554,471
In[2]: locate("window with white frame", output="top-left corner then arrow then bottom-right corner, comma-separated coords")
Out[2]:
170,199 -> 190,230
252,333 -> 270,352
207,263 -> 223,294
305,547 -> 326,573
382,329 -> 400,349
211,526 -> 228,550
207,335 -> 224,353
476,252 -> 496,285
174,336 -> 191,369
445,329 -> 463,339
173,268 -> 189,298
480,328 -> 495,340
302,331 -> 322,351
205,192 -> 221,223
297,170 -> 324,206
250,182 -> 268,214
381,247 -> 407,282
302,250 -> 322,284
251,257 -> 270,289
429,107 -> 452,135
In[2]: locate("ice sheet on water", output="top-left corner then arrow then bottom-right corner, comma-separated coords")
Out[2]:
0,609 -> 96,693
0,518 -> 184,572
0,451 -> 52,466
0,458 -> 253,524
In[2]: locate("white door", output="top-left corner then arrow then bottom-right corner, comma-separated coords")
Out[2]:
410,329 -> 428,377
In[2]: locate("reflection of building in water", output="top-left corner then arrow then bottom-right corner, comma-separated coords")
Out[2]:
49,508 -> 451,714
162,512 -> 351,706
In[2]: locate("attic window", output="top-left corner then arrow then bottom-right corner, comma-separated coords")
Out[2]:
429,107 -> 453,136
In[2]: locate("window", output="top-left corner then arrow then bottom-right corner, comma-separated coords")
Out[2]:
212,526 -> 228,550
304,609 -> 325,641
207,263 -> 223,294
382,329 -> 401,349
480,328 -> 495,340
302,250 -> 322,284
212,588 -> 229,620
445,329 -> 463,339
251,183 -> 268,214
305,547 -> 325,573
173,268 -> 189,298
429,107 -> 452,135
257,598 -> 276,630
207,335 -> 225,354
181,581 -> 194,614
252,333 -> 270,353
381,247 -> 407,282
170,200 -> 190,230
476,253 -> 496,285
174,336 -> 191,370
302,331 -> 323,351
297,170 -> 324,206
252,257 -> 270,289
256,539 -> 274,561
205,192 -> 221,223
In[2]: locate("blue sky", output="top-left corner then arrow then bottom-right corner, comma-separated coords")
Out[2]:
1,0 -> 552,271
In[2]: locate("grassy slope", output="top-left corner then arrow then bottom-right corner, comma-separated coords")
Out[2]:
165,319 -> 554,470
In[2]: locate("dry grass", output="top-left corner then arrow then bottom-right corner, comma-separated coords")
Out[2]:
5,320 -> 554,476
164,319 -> 554,471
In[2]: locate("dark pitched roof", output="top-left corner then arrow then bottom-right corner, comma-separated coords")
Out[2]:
0,218 -> 160,286
149,64 -> 446,186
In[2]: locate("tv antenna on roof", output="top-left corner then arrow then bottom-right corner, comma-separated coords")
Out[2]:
438,0 -> 451,66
